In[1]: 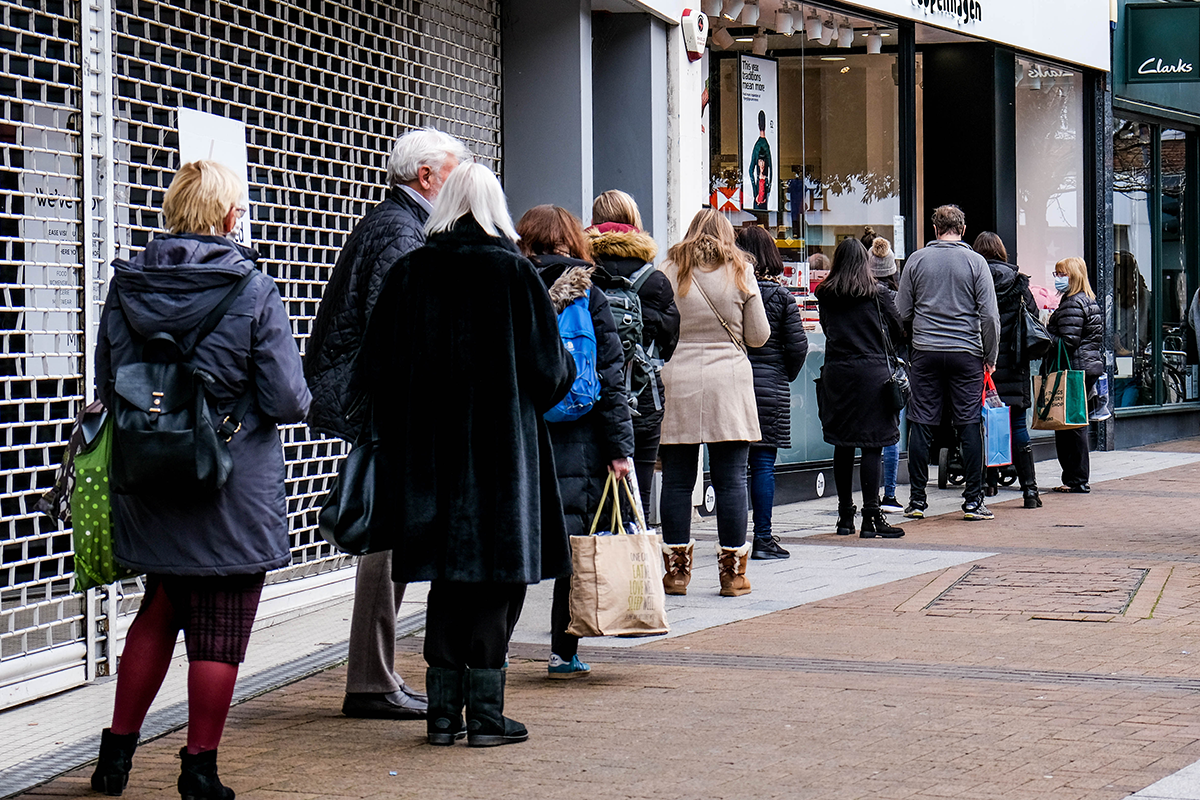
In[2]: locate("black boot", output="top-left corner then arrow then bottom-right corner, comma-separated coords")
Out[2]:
1014,445 -> 1042,508
177,747 -> 234,800
91,728 -> 139,796
465,668 -> 528,747
984,467 -> 999,497
835,504 -> 856,536
426,667 -> 467,746
860,508 -> 904,539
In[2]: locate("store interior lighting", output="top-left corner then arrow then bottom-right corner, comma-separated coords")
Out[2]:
774,8 -> 794,35
740,1 -> 759,25
752,32 -> 768,54
713,26 -> 735,49
702,0 -> 723,17
866,25 -> 882,54
819,15 -> 836,46
805,9 -> 822,40
838,17 -> 855,47
722,0 -> 745,20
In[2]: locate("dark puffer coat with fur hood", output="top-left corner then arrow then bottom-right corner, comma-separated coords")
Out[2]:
533,255 -> 636,535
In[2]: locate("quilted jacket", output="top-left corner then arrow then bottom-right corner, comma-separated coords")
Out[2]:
1048,290 -> 1104,380
747,280 -> 808,448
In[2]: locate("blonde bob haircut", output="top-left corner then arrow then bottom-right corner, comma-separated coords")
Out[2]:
162,160 -> 246,235
666,208 -> 751,297
1056,256 -> 1096,300
592,189 -> 644,231
424,162 -> 518,242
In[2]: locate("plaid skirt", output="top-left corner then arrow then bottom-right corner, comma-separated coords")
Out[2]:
139,573 -> 266,664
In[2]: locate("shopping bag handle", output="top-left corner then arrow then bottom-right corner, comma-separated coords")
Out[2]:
588,473 -> 623,535
982,372 -> 997,403
618,475 -> 648,534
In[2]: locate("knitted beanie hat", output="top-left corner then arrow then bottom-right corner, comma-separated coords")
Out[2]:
869,237 -> 896,277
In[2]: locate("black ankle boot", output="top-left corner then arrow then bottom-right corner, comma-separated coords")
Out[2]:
91,728 -> 139,796
1014,445 -> 1042,508
465,668 -> 528,747
178,748 -> 234,800
835,504 -> 856,536
860,509 -> 905,539
984,467 -> 999,497
426,667 -> 467,746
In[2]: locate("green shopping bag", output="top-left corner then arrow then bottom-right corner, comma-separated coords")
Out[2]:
1032,340 -> 1088,431
71,414 -> 134,592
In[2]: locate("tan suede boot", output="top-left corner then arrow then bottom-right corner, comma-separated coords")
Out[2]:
717,543 -> 752,597
661,540 -> 694,596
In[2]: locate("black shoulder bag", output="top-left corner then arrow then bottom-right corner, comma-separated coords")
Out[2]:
876,295 -> 910,412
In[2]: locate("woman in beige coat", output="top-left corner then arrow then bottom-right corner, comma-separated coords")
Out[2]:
658,209 -> 770,597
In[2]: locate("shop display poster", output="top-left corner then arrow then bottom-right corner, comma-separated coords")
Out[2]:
739,55 -> 778,213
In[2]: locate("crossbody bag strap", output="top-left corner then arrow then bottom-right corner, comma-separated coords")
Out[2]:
182,270 -> 259,360
692,278 -> 745,352
875,294 -> 898,370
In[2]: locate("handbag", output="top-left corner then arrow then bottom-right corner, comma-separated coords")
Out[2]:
981,373 -> 1012,467
69,413 -> 137,591
566,473 -> 669,638
692,279 -> 745,352
1032,340 -> 1089,431
876,296 -> 910,412
317,406 -> 392,555
1016,296 -> 1052,361
38,400 -> 107,526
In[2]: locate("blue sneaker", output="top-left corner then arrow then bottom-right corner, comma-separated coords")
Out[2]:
547,654 -> 591,680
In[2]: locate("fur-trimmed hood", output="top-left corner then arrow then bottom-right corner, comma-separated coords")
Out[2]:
548,266 -> 594,313
587,225 -> 659,264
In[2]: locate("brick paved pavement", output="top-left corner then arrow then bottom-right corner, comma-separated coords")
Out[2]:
16,453 -> 1200,800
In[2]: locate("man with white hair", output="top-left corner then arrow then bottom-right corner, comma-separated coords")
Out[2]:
305,127 -> 469,720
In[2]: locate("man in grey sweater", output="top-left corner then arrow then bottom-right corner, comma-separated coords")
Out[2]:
896,205 -> 1000,520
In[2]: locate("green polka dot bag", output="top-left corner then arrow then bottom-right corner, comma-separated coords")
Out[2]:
70,413 -> 135,592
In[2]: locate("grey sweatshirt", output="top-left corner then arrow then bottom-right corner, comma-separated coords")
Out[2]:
896,239 -> 1000,363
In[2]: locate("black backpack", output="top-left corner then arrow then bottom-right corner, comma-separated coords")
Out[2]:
599,264 -> 660,415
108,270 -> 256,497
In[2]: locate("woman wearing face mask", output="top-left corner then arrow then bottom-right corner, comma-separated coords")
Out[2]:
1046,257 -> 1103,493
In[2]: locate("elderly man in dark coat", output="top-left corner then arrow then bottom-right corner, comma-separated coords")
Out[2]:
304,128 -> 469,722
355,163 -> 573,747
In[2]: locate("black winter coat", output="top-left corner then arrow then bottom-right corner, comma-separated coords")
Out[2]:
534,255 -> 636,536
305,187 -> 429,440
588,226 -> 679,428
355,217 -> 575,585
987,260 -> 1038,409
1048,291 -> 1104,380
96,235 -> 312,576
748,280 -> 809,448
816,288 -> 903,448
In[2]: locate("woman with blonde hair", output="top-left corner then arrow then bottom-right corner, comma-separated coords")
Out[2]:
658,209 -> 769,597
1046,256 -> 1103,493
90,160 -> 311,799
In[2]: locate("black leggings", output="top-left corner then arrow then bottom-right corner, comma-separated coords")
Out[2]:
659,441 -> 750,548
833,446 -> 882,512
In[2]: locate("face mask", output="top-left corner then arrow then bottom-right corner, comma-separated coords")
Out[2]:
1054,275 -> 1070,294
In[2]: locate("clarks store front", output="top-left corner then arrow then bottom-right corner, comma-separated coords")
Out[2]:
700,0 -> 1112,502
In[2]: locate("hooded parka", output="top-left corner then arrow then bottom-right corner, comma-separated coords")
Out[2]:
533,255 -> 636,535
96,234 -> 312,576
748,280 -> 809,448
354,218 -> 575,585
987,260 -> 1039,409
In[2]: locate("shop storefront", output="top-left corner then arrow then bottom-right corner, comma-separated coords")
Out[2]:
701,0 -> 1111,500
1110,0 -> 1200,445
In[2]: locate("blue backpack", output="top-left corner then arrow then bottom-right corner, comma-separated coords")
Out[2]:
545,293 -> 601,423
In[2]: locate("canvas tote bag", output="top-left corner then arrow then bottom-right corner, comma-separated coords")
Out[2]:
566,474 -> 669,638
1032,340 -> 1089,431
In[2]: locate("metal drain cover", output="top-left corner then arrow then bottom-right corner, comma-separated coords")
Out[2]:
927,565 -> 1149,617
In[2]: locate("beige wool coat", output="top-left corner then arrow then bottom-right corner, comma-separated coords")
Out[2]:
659,261 -> 770,444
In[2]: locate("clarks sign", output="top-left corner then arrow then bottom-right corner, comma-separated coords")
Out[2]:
1126,4 -> 1200,84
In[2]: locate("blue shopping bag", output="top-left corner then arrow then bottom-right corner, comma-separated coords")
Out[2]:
982,374 -> 1012,467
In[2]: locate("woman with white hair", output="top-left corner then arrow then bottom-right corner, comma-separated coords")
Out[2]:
354,162 -> 574,747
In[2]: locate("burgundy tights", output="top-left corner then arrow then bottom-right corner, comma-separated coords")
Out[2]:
110,586 -> 240,754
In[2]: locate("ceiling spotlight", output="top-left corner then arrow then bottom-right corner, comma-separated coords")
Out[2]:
866,25 -> 882,54
713,26 -> 736,49
702,0 -> 723,16
838,18 -> 855,48
805,10 -> 822,40
722,0 -> 744,20
819,15 -> 836,46
752,32 -> 768,55
740,1 -> 759,25
774,9 -> 794,35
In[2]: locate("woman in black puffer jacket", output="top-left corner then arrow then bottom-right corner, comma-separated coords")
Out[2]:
973,232 -> 1042,508
736,226 -> 808,560
518,205 -> 635,681
1047,257 -> 1104,493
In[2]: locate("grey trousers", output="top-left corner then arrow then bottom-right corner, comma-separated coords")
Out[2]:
345,550 -> 408,694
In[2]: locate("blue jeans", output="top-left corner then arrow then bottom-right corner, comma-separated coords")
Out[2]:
1010,405 -> 1031,447
882,409 -> 905,497
748,446 -> 777,539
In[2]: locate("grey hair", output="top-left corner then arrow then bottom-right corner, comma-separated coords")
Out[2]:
386,127 -> 472,187
424,162 -> 518,242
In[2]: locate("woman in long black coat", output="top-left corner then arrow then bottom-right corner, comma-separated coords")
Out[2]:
516,204 -> 635,681
1046,256 -> 1104,493
973,232 -> 1043,508
356,164 -> 574,748
815,238 -> 904,539
735,226 -> 808,560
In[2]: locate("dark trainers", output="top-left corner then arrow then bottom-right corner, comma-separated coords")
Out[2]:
903,501 -> 927,519
751,536 -> 790,560
880,496 -> 904,514
962,499 -> 994,520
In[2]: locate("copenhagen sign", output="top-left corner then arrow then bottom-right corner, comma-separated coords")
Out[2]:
1125,3 -> 1200,84
911,0 -> 982,26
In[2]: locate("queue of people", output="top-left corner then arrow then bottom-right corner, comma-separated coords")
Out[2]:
86,128 -> 1106,798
